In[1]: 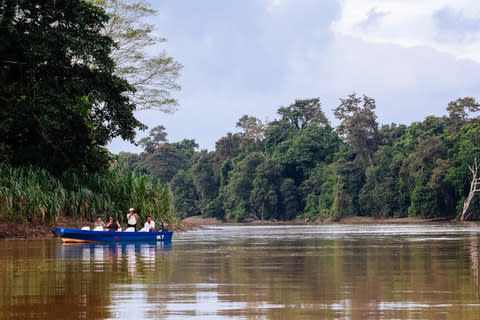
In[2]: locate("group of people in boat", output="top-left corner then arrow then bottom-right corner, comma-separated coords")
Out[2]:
94,208 -> 158,232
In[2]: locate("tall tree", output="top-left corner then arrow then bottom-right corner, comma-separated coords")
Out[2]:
215,132 -> 242,160
91,0 -> 182,111
445,123 -> 480,218
264,120 -> 296,156
137,125 -> 168,153
277,98 -> 329,129
447,97 -> 480,125
190,152 -> 220,215
334,94 -> 380,166
279,178 -> 299,220
225,152 -> 265,221
172,139 -> 199,161
0,0 -> 142,172
236,115 -> 265,151
170,170 -> 199,218
272,125 -> 340,182
331,180 -> 352,220
138,143 -> 187,182
401,136 -> 448,218
461,158 -> 480,221
250,158 -> 282,220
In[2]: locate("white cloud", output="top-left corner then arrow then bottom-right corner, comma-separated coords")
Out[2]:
332,0 -> 480,62
282,32 -> 480,126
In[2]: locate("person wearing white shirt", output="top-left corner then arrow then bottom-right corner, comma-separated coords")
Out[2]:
144,216 -> 155,232
126,208 -> 139,231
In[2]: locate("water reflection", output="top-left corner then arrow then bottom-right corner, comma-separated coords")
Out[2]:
57,241 -> 172,275
2,225 -> 480,319
468,233 -> 479,296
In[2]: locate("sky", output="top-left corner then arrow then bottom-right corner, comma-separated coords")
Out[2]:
108,0 -> 480,153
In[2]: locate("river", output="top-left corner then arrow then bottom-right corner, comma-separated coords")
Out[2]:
1,224 -> 480,319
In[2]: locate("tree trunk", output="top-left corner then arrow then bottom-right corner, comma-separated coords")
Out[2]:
461,158 -> 480,221
367,154 -> 373,167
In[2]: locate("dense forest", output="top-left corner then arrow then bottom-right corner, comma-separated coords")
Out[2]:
120,96 -> 480,221
0,0 -> 179,225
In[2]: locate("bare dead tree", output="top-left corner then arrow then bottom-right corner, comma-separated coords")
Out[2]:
461,158 -> 480,221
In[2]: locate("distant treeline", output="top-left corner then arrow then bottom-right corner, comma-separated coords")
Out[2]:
120,95 -> 480,221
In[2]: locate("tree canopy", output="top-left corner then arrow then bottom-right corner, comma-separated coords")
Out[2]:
0,0 -> 143,172
334,94 -> 380,166
121,95 -> 480,221
91,0 -> 182,112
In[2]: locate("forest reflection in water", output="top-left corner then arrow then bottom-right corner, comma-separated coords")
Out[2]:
1,224 -> 480,319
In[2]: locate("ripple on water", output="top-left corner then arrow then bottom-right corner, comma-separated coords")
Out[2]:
2,224 -> 480,319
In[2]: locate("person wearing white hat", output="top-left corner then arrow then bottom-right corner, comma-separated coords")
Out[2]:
126,208 -> 139,231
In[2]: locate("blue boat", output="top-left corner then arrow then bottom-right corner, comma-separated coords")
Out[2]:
54,227 -> 173,243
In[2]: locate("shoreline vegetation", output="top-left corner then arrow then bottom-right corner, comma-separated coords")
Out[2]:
0,216 -> 472,240
118,97 -> 480,224
0,163 -> 177,230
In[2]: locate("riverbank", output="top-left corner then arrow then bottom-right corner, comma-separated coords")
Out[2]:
0,216 -> 203,239
0,217 -> 91,240
0,215 -> 459,240
179,215 -> 454,227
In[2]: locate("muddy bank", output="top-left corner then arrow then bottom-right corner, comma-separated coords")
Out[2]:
315,216 -> 452,224
0,217 -> 92,240
180,216 -> 455,226
0,215 -> 460,240
0,216 -> 186,240
0,223 -> 57,239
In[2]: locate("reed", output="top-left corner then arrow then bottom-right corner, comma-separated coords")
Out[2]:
0,163 -> 176,225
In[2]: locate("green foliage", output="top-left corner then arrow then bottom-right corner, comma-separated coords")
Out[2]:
215,133 -> 242,161
302,166 -> 334,218
170,170 -> 199,218
272,125 -> 340,181
121,96 -> 480,221
172,139 -> 199,161
403,136 -> 450,218
264,120 -> 296,156
250,159 -> 282,220
334,94 -> 380,166
279,178 -> 299,220
447,97 -> 480,126
0,0 -> 143,172
138,144 -> 188,182
0,163 -> 176,224
117,151 -> 142,170
191,152 -> 220,216
331,180 -> 352,219
236,115 -> 265,152
225,152 -> 265,221
137,125 -> 168,153
277,98 -> 329,129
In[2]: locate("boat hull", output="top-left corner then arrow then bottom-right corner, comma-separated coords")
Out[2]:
54,227 -> 173,243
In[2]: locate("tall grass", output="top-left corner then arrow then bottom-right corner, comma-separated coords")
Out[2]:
0,163 -> 177,225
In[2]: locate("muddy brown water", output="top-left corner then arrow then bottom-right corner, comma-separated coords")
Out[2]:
1,224 -> 480,319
